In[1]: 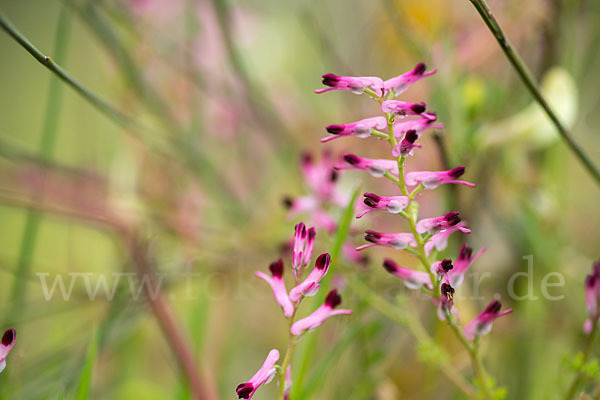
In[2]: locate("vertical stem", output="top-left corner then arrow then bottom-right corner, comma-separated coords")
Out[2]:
278,312 -> 298,400
564,321 -> 599,400
468,0 -> 600,186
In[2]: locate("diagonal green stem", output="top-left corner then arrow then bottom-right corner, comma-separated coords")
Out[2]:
564,321 -> 599,400
468,0 -> 600,186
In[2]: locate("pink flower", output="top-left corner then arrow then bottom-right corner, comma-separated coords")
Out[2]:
584,261 -> 600,332
447,244 -> 486,287
383,258 -> 432,290
292,222 -> 316,272
383,63 -> 437,95
438,282 -> 455,320
392,115 -> 443,140
255,259 -> 294,318
405,166 -> 476,189
381,100 -> 427,116
300,153 -> 347,205
321,116 -> 387,143
357,230 -> 417,251
289,253 -> 331,302
290,289 -> 352,335
342,242 -> 369,266
236,349 -> 280,399
392,130 -> 422,158
315,74 -> 384,96
464,300 -> 512,341
430,259 -> 454,281
424,222 -> 471,256
337,154 -> 399,177
356,193 -> 409,218
283,365 -> 292,400
0,329 -> 15,373
416,211 -> 462,234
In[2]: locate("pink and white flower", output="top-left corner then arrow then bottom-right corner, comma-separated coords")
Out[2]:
430,259 -> 454,281
416,211 -> 462,234
464,300 -> 512,341
383,62 -> 437,95
337,154 -> 399,177
438,282 -> 455,320
321,116 -> 387,143
392,130 -> 422,158
584,261 -> 600,333
356,193 -> 409,218
315,74 -> 384,96
357,230 -> 417,251
392,115 -> 443,140
292,222 -> 315,272
289,253 -> 331,302
383,258 -> 432,290
0,329 -> 15,374
424,222 -> 471,256
290,289 -> 352,335
255,259 -> 294,318
236,349 -> 280,399
447,244 -> 486,287
381,100 -> 427,117
405,166 -> 476,189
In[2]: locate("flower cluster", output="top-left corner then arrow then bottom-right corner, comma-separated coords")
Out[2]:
317,64 -> 511,346
236,223 -> 351,399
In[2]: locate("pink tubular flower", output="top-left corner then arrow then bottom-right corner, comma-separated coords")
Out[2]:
315,74 -> 384,96
392,115 -> 443,140
464,300 -> 512,341
584,261 -> 600,333
424,222 -> 471,256
383,258 -> 432,290
290,289 -> 352,335
0,329 -> 15,373
431,258 -> 454,281
292,222 -> 316,272
381,100 -> 427,117
392,130 -> 422,158
438,282 -> 455,320
383,62 -> 437,96
357,230 -> 417,251
321,116 -> 387,143
416,211 -> 462,234
447,244 -> 486,287
289,253 -> 331,302
356,193 -> 409,218
405,166 -> 476,189
337,154 -> 398,178
236,349 -> 280,399
255,259 -> 294,318
300,152 -> 347,205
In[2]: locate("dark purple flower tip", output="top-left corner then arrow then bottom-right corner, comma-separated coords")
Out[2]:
586,274 -> 597,288
329,170 -> 339,182
269,259 -> 284,278
405,130 -> 419,143
441,259 -> 454,272
316,253 -> 331,270
322,73 -> 340,87
411,102 -> 426,114
444,211 -> 461,226
364,230 -> 382,243
485,300 -> 502,314
296,222 -> 307,236
282,196 -> 294,209
308,227 -> 316,241
449,166 -> 465,178
459,244 -> 473,260
2,329 -> 15,346
383,258 -> 398,274
301,152 -> 312,165
325,289 -> 342,308
414,62 -> 427,75
363,193 -> 381,207
326,124 -> 344,134
441,283 -> 455,300
236,383 -> 253,399
344,153 -> 360,166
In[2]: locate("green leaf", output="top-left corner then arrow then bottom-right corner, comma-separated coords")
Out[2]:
76,329 -> 98,400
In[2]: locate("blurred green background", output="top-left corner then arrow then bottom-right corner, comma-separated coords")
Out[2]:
0,0 -> 599,398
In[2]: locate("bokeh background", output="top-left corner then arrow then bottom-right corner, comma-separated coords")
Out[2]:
0,0 -> 599,398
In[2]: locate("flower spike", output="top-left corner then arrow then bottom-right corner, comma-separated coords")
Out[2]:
236,349 -> 280,399
381,100 -> 427,116
405,166 -> 476,189
0,329 -> 16,374
337,154 -> 399,177
464,300 -> 512,341
290,289 -> 352,335
315,74 -> 384,96
383,258 -> 432,290
383,62 -> 437,96
357,230 -> 417,251
255,259 -> 295,318
356,193 -> 409,218
289,253 -> 331,302
321,116 -> 387,143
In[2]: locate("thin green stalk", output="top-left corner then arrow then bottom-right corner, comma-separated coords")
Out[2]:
564,321 -> 599,400
468,0 -> 600,186
9,6 -> 70,314
278,311 -> 298,400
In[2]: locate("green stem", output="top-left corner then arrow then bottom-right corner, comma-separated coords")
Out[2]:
278,312 -> 298,400
468,0 -> 600,186
564,321 -> 599,400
